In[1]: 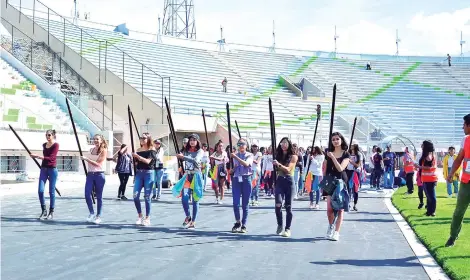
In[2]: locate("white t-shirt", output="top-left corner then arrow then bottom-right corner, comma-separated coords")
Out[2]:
211,151 -> 228,166
307,154 -> 325,176
262,154 -> 273,172
448,156 -> 454,168
252,151 -> 263,172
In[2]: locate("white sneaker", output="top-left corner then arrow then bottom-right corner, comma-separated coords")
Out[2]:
142,217 -> 151,227
326,224 -> 334,239
86,214 -> 95,223
294,195 -> 298,200
218,200 -> 223,205
314,204 -> 320,210
135,217 -> 143,226
331,231 -> 340,241
93,216 -> 102,224
448,194 -> 452,198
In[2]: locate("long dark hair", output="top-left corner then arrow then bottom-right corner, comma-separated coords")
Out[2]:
349,144 -> 359,155
185,137 -> 201,151
419,140 -> 435,164
313,146 -> 322,156
330,132 -> 348,151
275,137 -> 294,165
214,140 -> 223,153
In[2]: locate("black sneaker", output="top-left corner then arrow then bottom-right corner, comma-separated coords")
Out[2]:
352,206 -> 358,211
418,203 -> 424,209
232,222 -> 241,233
276,225 -> 283,235
445,237 -> 457,247
240,225 -> 247,234
117,195 -> 121,200
151,195 -> 157,201
45,209 -> 54,220
120,196 -> 128,201
38,205 -> 47,220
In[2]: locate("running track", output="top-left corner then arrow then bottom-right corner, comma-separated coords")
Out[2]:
1,183 -> 429,280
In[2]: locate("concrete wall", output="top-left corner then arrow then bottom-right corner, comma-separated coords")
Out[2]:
1,0 -> 167,145
302,78 -> 325,98
279,75 -> 302,97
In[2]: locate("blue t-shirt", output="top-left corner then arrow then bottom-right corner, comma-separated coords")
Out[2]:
382,151 -> 396,167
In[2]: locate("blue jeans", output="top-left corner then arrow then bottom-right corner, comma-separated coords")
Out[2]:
384,166 -> 394,188
85,172 -> 106,216
153,169 -> 164,197
182,188 -> 199,221
446,167 -> 459,195
309,175 -> 322,204
38,167 -> 58,209
133,170 -> 155,216
251,172 -> 261,201
232,175 -> 252,225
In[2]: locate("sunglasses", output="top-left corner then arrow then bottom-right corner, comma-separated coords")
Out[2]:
237,142 -> 246,146
46,134 -> 52,137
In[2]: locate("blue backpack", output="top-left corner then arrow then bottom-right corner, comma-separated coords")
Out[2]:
331,180 -> 349,211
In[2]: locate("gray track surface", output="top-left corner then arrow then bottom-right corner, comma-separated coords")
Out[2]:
1,183 -> 429,280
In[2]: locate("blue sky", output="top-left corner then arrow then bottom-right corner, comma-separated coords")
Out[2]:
9,0 -> 470,56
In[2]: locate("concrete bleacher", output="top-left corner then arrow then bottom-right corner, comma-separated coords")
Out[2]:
22,13 -> 470,146
0,58 -> 84,134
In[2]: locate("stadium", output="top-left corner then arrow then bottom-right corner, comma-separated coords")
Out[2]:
1,0 -> 470,279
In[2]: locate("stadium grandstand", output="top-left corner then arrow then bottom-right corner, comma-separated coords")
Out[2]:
1,0 -> 469,177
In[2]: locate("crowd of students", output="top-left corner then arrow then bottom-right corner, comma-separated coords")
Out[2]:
29,113 -> 470,247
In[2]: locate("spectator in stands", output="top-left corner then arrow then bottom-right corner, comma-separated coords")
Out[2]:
80,134 -> 108,224
447,54 -> 452,67
316,104 -> 322,120
366,61 -> 372,70
222,77 -> 228,93
31,129 -> 59,220
443,146 -> 460,198
446,113 -> 470,247
114,144 -> 132,200
383,145 -> 396,189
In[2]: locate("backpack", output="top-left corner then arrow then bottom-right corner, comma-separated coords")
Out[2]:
331,179 -> 347,211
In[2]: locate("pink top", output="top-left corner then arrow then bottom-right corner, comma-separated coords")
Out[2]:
87,147 -> 104,172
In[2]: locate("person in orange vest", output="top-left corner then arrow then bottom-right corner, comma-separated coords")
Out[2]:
403,147 -> 415,194
417,140 -> 438,216
445,113 -> 470,247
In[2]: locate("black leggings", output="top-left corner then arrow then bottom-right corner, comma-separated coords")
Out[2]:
275,175 -> 294,229
345,170 -> 359,205
118,173 -> 130,196
406,172 -> 414,194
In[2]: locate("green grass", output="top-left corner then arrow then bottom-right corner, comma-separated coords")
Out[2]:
2,114 -> 18,122
392,185 -> 470,280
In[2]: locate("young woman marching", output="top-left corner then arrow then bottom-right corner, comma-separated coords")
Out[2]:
306,146 -> 325,209
230,138 -> 254,233
210,140 -> 228,204
114,144 -> 132,200
325,132 -> 350,241
152,139 -> 165,201
346,143 -> 363,211
273,137 -> 298,238
174,134 -> 204,229
417,140 -> 438,216
262,146 -> 275,198
80,134 -> 108,224
132,133 -> 157,226
250,141 -> 263,206
31,129 -> 59,220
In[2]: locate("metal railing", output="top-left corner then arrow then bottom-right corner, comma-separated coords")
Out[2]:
5,0 -> 171,123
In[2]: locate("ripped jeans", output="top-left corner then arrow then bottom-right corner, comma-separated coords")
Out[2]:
133,170 -> 155,216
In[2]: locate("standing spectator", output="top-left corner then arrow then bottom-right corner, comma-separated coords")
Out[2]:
369,145 -> 377,187
114,144 -> 132,200
372,147 -> 384,190
222,77 -> 228,93
447,54 -> 452,67
443,146 -> 460,198
403,147 -> 415,194
418,140 -> 438,217
383,145 -> 396,189
366,61 -> 372,70
445,113 -> 470,247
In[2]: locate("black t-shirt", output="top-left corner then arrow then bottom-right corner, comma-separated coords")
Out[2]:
136,150 -> 157,170
326,151 -> 350,183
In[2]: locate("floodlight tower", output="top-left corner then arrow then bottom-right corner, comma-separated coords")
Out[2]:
72,0 -> 78,24
395,29 -> 401,57
460,31 -> 466,60
156,15 -> 162,43
162,0 -> 196,39
334,25 -> 339,58
268,20 -> 276,53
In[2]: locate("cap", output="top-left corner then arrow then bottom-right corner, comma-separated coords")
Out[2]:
251,139 -> 259,147
154,139 -> 161,144
351,139 -> 359,145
